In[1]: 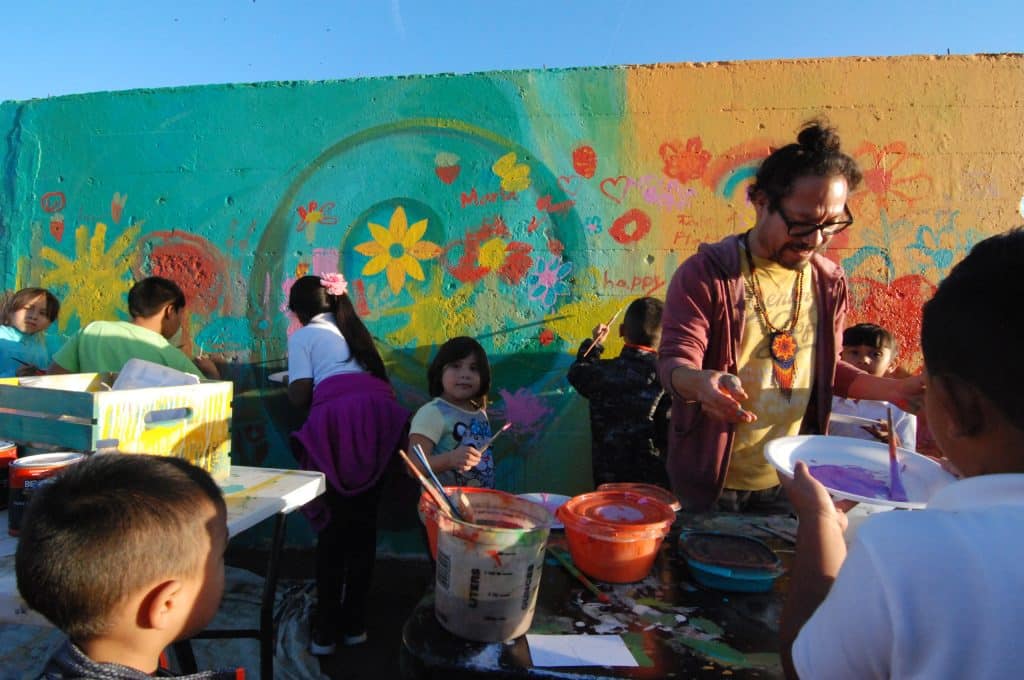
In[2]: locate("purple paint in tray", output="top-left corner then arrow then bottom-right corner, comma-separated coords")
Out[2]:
809,463 -> 892,499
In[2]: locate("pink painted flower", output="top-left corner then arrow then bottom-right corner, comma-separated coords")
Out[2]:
320,272 -> 348,296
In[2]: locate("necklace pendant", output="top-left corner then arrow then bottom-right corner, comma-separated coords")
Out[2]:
769,331 -> 797,400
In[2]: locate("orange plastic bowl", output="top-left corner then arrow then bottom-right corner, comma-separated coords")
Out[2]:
557,491 -> 675,583
417,486 -> 517,559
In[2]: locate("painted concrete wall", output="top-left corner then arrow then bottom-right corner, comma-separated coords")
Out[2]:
2,54 -> 1022,545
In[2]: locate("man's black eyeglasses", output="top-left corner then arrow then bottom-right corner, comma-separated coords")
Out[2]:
775,204 -> 854,238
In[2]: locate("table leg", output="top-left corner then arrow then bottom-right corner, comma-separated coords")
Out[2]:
260,512 -> 287,680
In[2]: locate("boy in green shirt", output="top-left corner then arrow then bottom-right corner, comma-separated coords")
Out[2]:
49,276 -> 217,378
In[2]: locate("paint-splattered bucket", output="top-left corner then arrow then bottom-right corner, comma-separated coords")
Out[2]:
417,486 -> 518,559
8,452 -> 85,536
434,492 -> 553,642
0,441 -> 17,510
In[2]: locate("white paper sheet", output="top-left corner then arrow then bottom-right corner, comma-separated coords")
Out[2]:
526,634 -> 638,667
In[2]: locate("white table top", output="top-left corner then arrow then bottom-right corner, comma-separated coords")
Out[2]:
0,464 -> 325,627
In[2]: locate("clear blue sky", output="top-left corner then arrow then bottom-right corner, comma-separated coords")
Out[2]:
3,0 -> 1021,102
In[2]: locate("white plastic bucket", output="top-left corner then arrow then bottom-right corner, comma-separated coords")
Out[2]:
434,492 -> 553,642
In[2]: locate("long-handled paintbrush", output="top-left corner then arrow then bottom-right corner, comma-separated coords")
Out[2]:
412,443 -> 464,520
887,407 -> 908,502
397,449 -> 459,519
581,305 -> 627,359
548,546 -> 610,603
478,421 -> 512,451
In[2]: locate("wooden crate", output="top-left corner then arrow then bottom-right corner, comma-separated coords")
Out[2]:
0,373 -> 232,481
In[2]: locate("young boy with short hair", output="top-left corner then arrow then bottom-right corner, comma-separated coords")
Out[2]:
830,323 -> 917,448
16,454 -> 235,679
567,296 -> 670,488
48,276 -> 218,379
780,227 -> 1024,679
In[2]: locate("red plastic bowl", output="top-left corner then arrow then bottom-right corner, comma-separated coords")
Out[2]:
557,491 -> 675,583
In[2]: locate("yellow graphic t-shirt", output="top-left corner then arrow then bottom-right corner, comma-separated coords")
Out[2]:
725,243 -> 818,490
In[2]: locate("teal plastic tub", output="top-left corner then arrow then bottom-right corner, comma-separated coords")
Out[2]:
678,531 -> 783,593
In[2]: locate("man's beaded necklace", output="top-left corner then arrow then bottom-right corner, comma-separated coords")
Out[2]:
742,231 -> 803,400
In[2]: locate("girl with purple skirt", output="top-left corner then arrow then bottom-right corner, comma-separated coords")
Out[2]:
285,274 -> 409,656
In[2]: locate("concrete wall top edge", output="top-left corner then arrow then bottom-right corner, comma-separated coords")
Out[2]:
4,52 -> 1020,107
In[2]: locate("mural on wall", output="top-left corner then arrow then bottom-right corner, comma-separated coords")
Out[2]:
1,56 -> 1022,504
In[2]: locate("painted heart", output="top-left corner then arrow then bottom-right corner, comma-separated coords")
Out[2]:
557,175 -> 578,196
599,175 -> 629,204
435,165 -> 461,184
49,215 -> 65,242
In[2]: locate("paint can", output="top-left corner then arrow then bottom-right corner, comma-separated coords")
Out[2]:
8,452 -> 86,536
434,492 -> 552,642
0,441 -> 18,510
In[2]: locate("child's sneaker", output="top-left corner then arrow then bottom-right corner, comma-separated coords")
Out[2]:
309,624 -> 337,656
342,630 -> 368,646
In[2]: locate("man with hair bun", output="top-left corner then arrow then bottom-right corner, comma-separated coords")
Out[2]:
657,120 -> 924,512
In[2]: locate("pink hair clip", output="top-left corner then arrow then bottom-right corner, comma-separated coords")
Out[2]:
319,272 -> 348,296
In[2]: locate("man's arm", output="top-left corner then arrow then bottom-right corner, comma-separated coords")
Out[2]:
657,256 -> 755,424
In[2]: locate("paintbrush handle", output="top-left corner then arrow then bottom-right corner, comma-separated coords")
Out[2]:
412,444 -> 463,520
548,547 -> 609,602
581,334 -> 605,359
397,449 -> 455,518
479,422 -> 511,451
887,408 -> 909,502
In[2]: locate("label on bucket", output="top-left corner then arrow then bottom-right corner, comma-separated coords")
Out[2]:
8,476 -> 57,535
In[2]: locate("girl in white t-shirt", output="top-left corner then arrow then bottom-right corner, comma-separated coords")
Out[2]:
285,274 -> 409,655
409,336 -> 495,488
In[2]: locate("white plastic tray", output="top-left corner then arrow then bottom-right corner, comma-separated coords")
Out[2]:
764,435 -> 956,509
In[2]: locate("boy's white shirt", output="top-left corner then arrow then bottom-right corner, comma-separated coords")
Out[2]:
829,397 -> 917,450
793,474 -> 1024,679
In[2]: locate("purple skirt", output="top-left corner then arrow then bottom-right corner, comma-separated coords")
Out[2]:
291,372 -> 410,530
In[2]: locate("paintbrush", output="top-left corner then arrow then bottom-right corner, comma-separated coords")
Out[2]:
548,546 -> 610,603
397,449 -> 458,520
412,443 -> 464,521
887,407 -> 908,502
478,421 -> 512,451
452,490 -> 476,523
581,305 -> 627,359
12,357 -> 44,375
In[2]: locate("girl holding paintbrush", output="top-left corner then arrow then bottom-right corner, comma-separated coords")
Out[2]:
285,274 -> 410,655
409,336 -> 497,488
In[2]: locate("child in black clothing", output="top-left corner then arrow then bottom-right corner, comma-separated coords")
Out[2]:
567,297 -> 670,488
